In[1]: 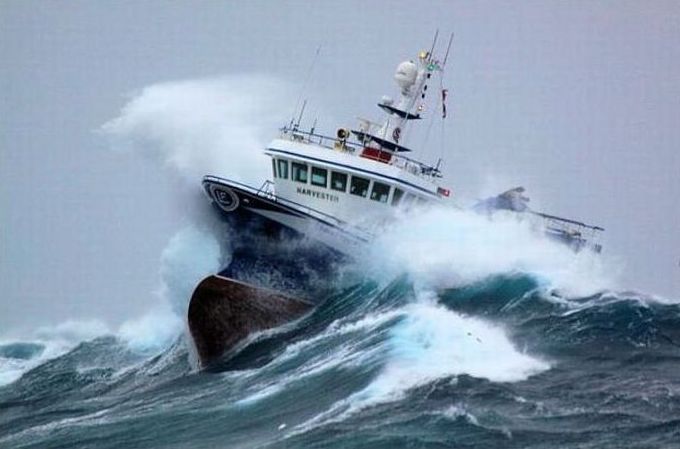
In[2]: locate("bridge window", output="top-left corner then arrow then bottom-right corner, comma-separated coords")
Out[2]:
370,182 -> 390,203
272,159 -> 277,178
350,175 -> 370,198
311,167 -> 328,187
331,171 -> 347,192
277,159 -> 288,179
291,162 -> 308,183
391,188 -> 404,206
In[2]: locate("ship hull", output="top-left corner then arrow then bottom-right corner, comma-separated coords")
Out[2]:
188,275 -> 314,367
202,176 -> 369,257
188,177 -> 365,366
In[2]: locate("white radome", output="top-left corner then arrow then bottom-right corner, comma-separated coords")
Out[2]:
394,60 -> 418,93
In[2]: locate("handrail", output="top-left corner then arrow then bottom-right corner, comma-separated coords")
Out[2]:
257,180 -> 276,199
281,127 -> 361,153
279,126 -> 442,180
528,210 -> 604,232
203,175 -> 372,240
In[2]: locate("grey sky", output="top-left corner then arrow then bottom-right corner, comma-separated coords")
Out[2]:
1,1 -> 679,335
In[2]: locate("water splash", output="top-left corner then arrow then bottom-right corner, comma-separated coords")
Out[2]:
366,205 -> 617,297
0,320 -> 110,386
101,75 -> 294,186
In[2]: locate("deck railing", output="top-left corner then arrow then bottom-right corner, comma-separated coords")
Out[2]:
279,126 -> 442,180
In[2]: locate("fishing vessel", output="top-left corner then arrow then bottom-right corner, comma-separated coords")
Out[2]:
202,49 -> 455,257
189,38 -> 604,366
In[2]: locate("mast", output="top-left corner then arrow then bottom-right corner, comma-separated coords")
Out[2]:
356,38 -> 448,155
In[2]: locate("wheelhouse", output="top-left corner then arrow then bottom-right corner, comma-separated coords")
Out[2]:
264,129 -> 445,226
271,154 -> 426,206
261,46 -> 453,229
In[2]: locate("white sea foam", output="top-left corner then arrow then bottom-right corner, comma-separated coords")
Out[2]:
234,309 -> 399,407
439,404 -> 480,426
117,307 -> 183,355
343,300 -> 548,411
158,226 -> 224,316
97,75 -> 295,354
0,224 -> 225,385
366,206 -> 617,297
0,320 -> 111,386
101,75 -> 294,186
1,76 -> 282,379
117,225 -> 225,356
33,319 -> 111,343
278,309 -> 402,362
291,293 -> 548,435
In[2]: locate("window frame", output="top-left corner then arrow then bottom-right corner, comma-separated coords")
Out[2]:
291,162 -> 308,183
349,175 -> 370,198
277,159 -> 289,179
370,181 -> 391,203
310,166 -> 328,187
330,171 -> 348,192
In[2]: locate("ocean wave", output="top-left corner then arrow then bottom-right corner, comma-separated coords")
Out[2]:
2,269 -> 679,449
3,203 -> 679,449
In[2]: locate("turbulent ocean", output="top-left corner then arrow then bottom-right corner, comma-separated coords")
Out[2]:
2,80 -> 679,449
2,213 -> 680,449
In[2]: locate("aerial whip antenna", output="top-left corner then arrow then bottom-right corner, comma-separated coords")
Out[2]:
437,32 -> 454,169
294,99 -> 307,131
290,45 -> 322,128
428,29 -> 439,59
442,32 -> 454,67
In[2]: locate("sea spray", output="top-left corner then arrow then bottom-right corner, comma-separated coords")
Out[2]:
0,224 -> 226,386
366,205 -> 617,297
158,226 -> 225,316
101,75 -> 295,186
116,225 -> 228,357
96,75 -> 297,355
0,320 -> 110,386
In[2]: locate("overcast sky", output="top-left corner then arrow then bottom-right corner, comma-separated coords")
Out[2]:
2,1 -> 679,335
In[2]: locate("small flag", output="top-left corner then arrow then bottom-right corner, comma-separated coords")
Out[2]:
442,89 -> 449,119
427,61 -> 441,71
438,187 -> 451,197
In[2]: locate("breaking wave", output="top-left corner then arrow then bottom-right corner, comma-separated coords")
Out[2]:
3,270 -> 678,449
366,205 -> 617,297
2,76 -> 678,449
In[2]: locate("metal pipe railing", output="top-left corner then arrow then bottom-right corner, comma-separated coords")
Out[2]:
279,126 -> 442,180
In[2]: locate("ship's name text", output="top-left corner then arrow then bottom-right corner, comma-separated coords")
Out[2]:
296,187 -> 340,203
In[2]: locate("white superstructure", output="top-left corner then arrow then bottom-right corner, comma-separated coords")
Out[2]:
262,47 -> 453,230
203,39 -> 604,256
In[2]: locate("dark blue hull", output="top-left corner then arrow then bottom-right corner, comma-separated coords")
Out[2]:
202,177 -> 349,302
